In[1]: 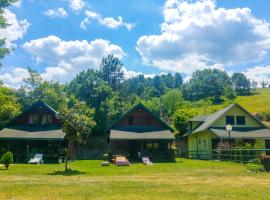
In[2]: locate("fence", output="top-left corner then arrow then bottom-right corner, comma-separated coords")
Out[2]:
183,148 -> 270,163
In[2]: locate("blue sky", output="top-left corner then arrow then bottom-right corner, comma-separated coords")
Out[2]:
1,0 -> 270,87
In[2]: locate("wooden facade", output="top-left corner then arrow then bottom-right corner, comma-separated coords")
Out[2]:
110,103 -> 174,160
0,101 -> 66,162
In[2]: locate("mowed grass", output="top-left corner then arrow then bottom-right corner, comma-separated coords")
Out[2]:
1,159 -> 270,200
198,88 -> 270,114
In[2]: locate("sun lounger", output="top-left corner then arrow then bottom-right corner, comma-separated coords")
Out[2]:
142,157 -> 153,165
28,154 -> 44,164
115,156 -> 130,166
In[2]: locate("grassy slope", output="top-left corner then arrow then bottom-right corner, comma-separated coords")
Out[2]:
197,88 -> 270,115
1,159 -> 270,200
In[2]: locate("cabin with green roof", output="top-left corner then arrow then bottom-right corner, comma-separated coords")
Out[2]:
0,100 -> 66,162
109,103 -> 175,160
184,103 -> 270,159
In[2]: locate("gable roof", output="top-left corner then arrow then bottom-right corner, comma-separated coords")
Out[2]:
110,103 -> 174,132
184,103 -> 267,137
7,100 -> 58,127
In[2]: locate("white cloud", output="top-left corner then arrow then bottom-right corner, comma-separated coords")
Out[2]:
44,7 -> 68,18
22,35 -> 125,82
80,10 -> 135,31
13,0 -> 22,7
0,9 -> 30,47
136,0 -> 270,75
244,65 -> 270,85
0,67 -> 29,88
69,0 -> 85,12
122,67 -> 156,79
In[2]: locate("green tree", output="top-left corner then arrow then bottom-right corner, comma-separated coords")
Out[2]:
59,96 -> 96,171
174,73 -> 183,88
0,151 -> 13,169
68,69 -> 113,133
0,0 -> 17,67
16,67 -> 66,110
260,80 -> 268,88
182,69 -> 233,102
173,107 -> 197,136
0,85 -> 20,128
100,54 -> 124,90
231,73 -> 251,95
161,89 -> 183,118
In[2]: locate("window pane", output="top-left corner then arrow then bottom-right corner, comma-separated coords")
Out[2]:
236,116 -> 246,125
153,143 -> 159,149
226,116 -> 235,125
146,143 -> 152,149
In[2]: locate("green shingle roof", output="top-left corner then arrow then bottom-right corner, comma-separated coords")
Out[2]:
110,129 -> 174,140
210,128 -> 270,139
0,126 -> 65,140
184,103 -> 268,137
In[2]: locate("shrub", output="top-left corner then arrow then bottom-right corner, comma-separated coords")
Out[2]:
1,151 -> 14,169
246,163 -> 265,173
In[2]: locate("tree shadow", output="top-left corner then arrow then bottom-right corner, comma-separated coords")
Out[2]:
47,169 -> 86,176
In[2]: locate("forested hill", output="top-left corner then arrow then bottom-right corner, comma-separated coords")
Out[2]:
1,55 -> 270,135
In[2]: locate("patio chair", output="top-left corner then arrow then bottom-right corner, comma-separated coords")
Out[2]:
28,154 -> 44,164
115,156 -> 130,166
142,157 -> 153,165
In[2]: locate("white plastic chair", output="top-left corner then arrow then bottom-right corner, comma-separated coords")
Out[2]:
28,154 -> 44,164
142,157 -> 153,165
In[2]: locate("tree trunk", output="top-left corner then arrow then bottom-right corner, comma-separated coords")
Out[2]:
65,139 -> 71,171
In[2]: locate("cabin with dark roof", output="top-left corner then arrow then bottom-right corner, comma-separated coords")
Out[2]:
184,103 -> 270,159
0,101 -> 66,162
109,103 -> 175,160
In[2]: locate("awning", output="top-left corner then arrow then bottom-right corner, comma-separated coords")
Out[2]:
0,126 -> 66,140
210,128 -> 270,139
110,129 -> 174,140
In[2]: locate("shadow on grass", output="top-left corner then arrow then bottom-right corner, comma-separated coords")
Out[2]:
47,169 -> 86,176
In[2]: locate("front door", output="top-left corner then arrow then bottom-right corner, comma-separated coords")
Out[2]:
128,141 -> 138,158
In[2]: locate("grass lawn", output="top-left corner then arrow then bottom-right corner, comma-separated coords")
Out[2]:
0,159 -> 270,200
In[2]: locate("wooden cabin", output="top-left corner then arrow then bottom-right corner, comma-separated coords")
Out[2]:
185,103 -> 270,160
109,103 -> 175,160
0,100 -> 66,162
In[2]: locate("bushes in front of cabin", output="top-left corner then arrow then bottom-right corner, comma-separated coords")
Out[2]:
1,151 -> 14,169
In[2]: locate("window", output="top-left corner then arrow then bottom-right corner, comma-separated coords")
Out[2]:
226,116 -> 235,125
236,116 -> 246,125
153,143 -> 159,149
203,139 -> 207,147
128,116 -> 134,125
146,142 -> 159,150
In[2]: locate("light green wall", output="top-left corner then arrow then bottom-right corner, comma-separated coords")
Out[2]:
213,106 -> 262,128
188,131 -> 215,159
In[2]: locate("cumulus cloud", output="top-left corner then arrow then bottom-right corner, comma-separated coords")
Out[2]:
44,7 -> 68,18
122,67 -> 156,79
80,10 -> 135,31
13,0 -> 22,7
0,67 -> 29,88
69,0 -> 85,12
0,9 -> 30,47
244,65 -> 270,85
136,0 -> 270,75
22,35 -> 125,82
